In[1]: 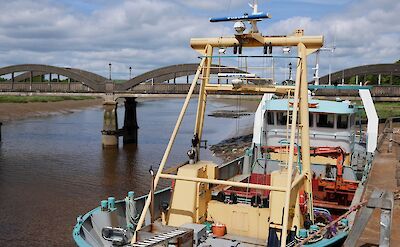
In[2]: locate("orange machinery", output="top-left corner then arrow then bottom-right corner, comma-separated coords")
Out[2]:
264,146 -> 359,214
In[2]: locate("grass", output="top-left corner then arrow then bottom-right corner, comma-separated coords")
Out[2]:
355,101 -> 400,120
372,102 -> 400,119
0,95 -> 97,103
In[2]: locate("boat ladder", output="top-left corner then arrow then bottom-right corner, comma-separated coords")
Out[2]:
131,229 -> 188,247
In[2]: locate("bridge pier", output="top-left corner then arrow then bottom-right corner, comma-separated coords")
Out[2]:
101,101 -> 119,147
122,97 -> 138,144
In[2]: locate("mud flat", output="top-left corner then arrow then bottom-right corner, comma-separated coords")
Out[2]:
0,98 -> 103,122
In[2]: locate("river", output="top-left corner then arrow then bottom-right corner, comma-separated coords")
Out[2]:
0,98 -> 254,246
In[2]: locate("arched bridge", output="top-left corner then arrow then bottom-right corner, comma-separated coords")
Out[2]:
117,63 -> 250,91
0,63 -> 248,93
0,64 -> 106,91
1,62 -> 399,147
1,63 -> 399,94
317,63 -> 400,85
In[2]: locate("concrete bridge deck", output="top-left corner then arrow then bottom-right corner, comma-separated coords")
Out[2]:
2,83 -> 400,101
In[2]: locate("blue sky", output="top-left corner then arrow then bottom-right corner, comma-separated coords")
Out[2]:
0,0 -> 398,79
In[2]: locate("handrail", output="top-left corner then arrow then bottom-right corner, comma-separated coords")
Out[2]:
132,54 -> 208,243
377,116 -> 400,152
159,173 -> 286,192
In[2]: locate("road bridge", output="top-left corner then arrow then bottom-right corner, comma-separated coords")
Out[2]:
1,63 -> 399,146
317,63 -> 400,85
0,63 -> 253,146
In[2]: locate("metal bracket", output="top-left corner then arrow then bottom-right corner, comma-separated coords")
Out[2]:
199,140 -> 208,149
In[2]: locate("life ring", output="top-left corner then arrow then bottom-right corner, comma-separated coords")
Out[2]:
299,192 -> 307,214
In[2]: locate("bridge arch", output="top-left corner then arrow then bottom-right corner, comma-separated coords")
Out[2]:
318,63 -> 400,84
117,63 -> 250,91
0,64 -> 105,91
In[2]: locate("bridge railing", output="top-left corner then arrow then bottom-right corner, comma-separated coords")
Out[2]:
2,81 -> 400,97
313,85 -> 400,97
125,83 -> 199,94
0,82 -> 93,92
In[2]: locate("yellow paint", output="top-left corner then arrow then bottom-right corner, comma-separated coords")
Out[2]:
167,161 -> 217,226
269,153 -> 351,166
190,31 -> 324,54
207,200 -> 270,240
269,170 -> 302,232
133,20 -> 324,247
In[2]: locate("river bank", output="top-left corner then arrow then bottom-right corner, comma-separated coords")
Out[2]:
208,98 -> 258,162
0,98 -> 103,122
0,98 -> 251,246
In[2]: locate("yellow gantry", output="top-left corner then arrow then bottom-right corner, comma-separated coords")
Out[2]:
132,29 -> 323,247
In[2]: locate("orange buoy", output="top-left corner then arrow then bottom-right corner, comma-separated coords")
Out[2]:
212,223 -> 226,237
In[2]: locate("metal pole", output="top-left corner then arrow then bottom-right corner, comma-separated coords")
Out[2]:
388,118 -> 393,153
328,64 -> 332,85
314,50 -> 319,85
342,70 -> 345,85
129,66 -> 132,79
159,173 -> 286,191
109,63 -> 112,80
29,71 -> 33,91
194,45 -> 213,159
132,55 -> 207,244
272,57 -> 275,84
49,73 -> 52,91
298,43 -> 313,221
11,72 -> 14,90
280,47 -> 303,247
150,167 -> 155,223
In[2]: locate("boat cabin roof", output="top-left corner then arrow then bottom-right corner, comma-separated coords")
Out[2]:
263,99 -> 357,114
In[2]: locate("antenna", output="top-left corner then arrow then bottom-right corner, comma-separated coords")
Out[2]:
209,0 -> 270,34
248,0 -> 260,33
248,0 -> 259,14
313,33 -> 336,85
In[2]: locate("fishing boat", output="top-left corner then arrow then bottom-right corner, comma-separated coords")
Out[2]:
73,1 -> 378,246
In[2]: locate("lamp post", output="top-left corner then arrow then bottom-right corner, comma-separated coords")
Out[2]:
108,62 -> 112,80
129,66 -> 132,79
289,62 -> 292,81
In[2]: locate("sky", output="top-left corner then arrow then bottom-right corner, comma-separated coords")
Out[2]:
0,0 -> 398,79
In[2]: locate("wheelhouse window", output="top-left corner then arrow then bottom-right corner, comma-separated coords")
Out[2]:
337,114 -> 349,129
277,111 -> 288,125
316,113 -> 334,128
267,111 -> 275,125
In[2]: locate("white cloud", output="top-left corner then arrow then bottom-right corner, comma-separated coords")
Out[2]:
0,0 -> 398,80
265,0 -> 400,76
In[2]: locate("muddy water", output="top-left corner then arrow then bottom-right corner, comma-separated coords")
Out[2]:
0,98 -> 254,246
